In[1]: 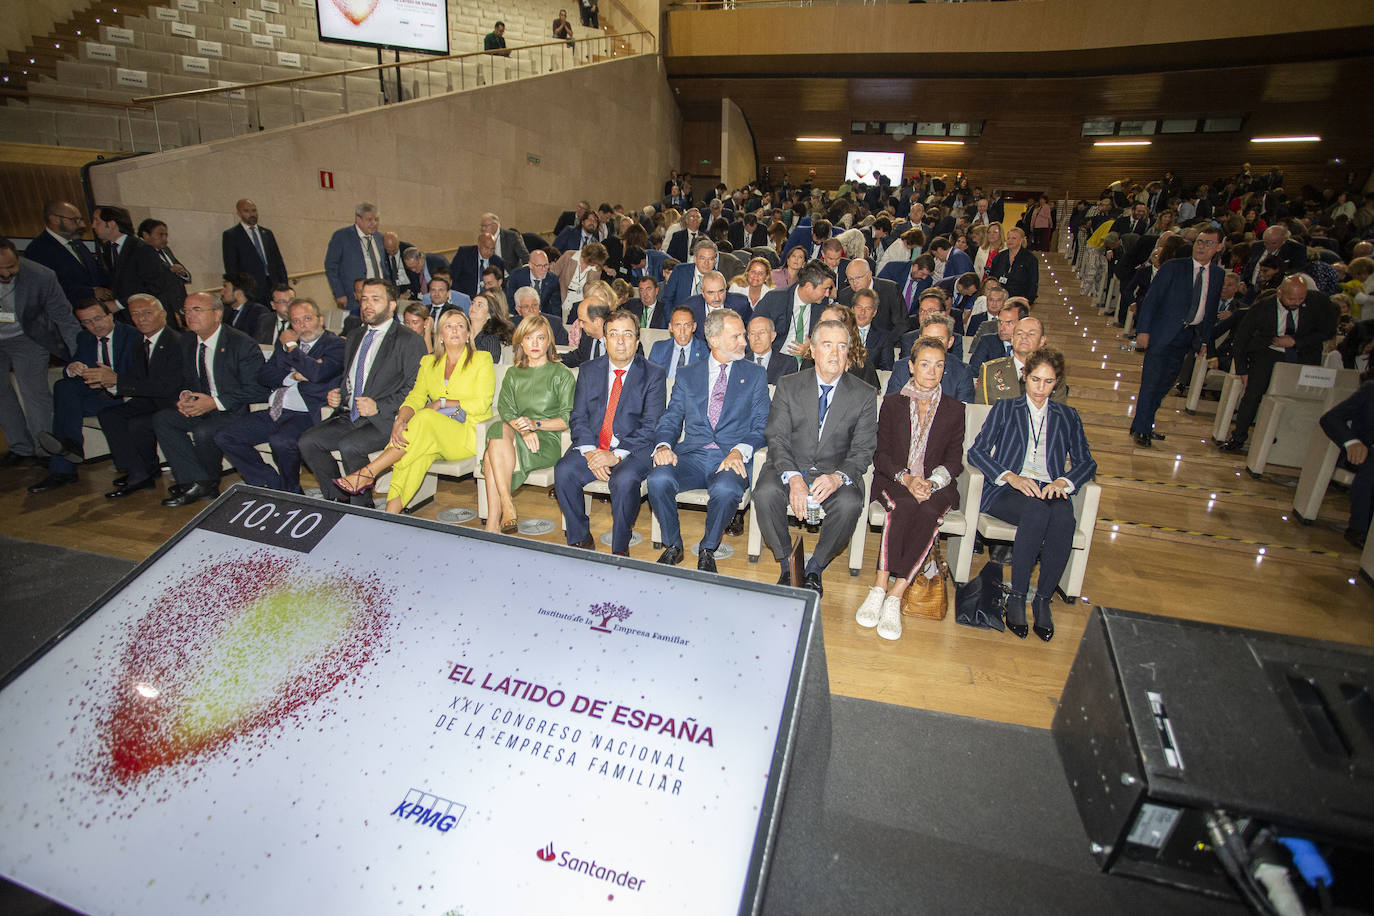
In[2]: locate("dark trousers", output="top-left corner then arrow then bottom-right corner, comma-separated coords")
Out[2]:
1032,227 -> 1053,251
985,489 -> 1077,597
153,407 -> 241,484
646,449 -> 749,552
1230,354 -> 1282,443
1131,329 -> 1195,436
1348,456 -> 1374,536
555,450 -> 651,552
753,470 -> 863,576
214,409 -> 313,493
97,398 -> 164,484
48,376 -> 119,474
297,414 -> 390,505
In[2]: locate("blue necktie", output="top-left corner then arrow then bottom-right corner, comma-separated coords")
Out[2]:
250,226 -> 268,267
350,329 -> 376,421
818,384 -> 833,432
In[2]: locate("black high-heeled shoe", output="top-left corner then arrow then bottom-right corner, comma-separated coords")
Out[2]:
1031,593 -> 1055,642
1002,590 -> 1028,639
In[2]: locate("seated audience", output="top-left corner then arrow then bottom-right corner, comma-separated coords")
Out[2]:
977,314 -> 1067,404
401,301 -> 435,353
1319,381 -> 1374,549
99,294 -> 184,498
469,291 -> 514,363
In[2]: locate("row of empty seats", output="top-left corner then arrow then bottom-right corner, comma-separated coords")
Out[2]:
3,0 -> 623,151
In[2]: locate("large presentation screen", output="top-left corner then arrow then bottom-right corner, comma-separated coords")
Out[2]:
0,487 -> 816,916
317,0 -> 449,55
845,150 -> 905,185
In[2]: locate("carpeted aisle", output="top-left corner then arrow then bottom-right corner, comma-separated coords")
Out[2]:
0,537 -> 1237,915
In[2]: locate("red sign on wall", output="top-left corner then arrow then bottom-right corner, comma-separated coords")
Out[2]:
319,170 -> 334,190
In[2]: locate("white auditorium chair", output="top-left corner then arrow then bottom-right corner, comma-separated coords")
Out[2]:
1245,364 -> 1360,477
472,365 -> 574,525
1292,426 -> 1355,525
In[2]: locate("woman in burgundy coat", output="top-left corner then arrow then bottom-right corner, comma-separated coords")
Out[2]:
854,336 -> 965,641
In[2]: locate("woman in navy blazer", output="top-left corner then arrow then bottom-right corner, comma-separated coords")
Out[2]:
967,349 -> 1096,641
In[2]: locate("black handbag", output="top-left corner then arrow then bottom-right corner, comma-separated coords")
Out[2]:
954,559 -> 1007,632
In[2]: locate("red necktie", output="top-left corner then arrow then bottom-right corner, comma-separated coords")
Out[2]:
599,369 -> 625,450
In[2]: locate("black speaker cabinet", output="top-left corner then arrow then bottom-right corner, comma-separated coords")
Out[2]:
1053,607 -> 1374,903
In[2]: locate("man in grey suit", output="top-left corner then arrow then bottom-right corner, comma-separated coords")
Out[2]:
323,202 -> 387,317
0,239 -> 80,465
481,212 -> 529,270
298,279 -> 426,505
754,319 -> 878,594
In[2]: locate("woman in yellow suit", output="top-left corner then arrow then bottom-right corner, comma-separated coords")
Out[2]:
334,309 -> 495,513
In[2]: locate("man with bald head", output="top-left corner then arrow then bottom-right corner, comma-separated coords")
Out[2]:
1220,276 -> 1339,451
1241,226 -> 1306,302
23,200 -> 111,305
222,198 -> 288,309
450,231 -> 505,300
976,315 -> 1067,404
505,248 -> 562,319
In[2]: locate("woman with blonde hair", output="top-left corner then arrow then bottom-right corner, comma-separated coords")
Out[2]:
334,309 -> 495,512
731,256 -> 776,310
482,314 -> 576,534
975,222 -> 1003,281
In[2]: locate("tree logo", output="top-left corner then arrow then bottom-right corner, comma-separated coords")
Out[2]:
588,602 -> 632,633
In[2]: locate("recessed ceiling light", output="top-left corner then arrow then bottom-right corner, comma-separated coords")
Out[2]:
1250,135 -> 1320,143
916,139 -> 964,146
1093,140 -> 1151,147
796,136 -> 841,143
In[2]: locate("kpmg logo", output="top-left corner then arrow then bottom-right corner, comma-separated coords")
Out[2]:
534,841 -> 647,893
390,787 -> 465,833
588,602 -> 632,634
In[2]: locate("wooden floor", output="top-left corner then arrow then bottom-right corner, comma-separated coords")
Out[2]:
3,249 -> 1371,730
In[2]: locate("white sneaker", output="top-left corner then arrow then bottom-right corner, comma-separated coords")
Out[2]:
855,587 -> 885,628
876,597 -> 903,640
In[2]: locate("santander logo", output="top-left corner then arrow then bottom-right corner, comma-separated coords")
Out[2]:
536,842 -> 556,862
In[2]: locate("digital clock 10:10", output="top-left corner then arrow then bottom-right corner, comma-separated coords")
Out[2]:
200,494 -> 343,553
227,499 -> 324,539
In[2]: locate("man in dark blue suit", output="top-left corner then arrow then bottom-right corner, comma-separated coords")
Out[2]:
29,299 -> 137,492
1130,225 -> 1225,448
505,248 -> 563,319
555,308 -> 667,555
881,255 -> 935,318
885,315 -> 973,402
91,205 -> 184,315
649,310 -> 769,572
554,210 -> 603,257
649,306 -> 709,382
511,286 -> 568,344
215,298 -> 345,494
401,247 -> 449,298
98,294 -> 186,498
222,199 -> 288,313
153,291 -> 269,506
657,238 -> 720,321
745,315 -> 798,385
220,272 -> 271,338
323,203 -> 386,316
23,200 -> 110,305
839,259 -> 906,337
752,261 -> 832,358
1241,226 -> 1307,299
968,300 -> 1026,375
449,232 -> 505,299
680,271 -> 751,339
1320,381 -> 1374,548
785,216 -> 835,258
664,209 -> 704,263
849,289 -> 895,371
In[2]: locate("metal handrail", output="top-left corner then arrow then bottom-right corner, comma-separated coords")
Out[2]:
132,32 -> 652,105
0,87 -> 150,110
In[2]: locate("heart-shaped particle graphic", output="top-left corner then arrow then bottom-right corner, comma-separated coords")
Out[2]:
93,550 -> 392,788
333,0 -> 380,26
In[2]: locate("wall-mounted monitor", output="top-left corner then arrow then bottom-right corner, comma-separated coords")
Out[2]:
317,0 -> 449,55
845,150 -> 906,184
